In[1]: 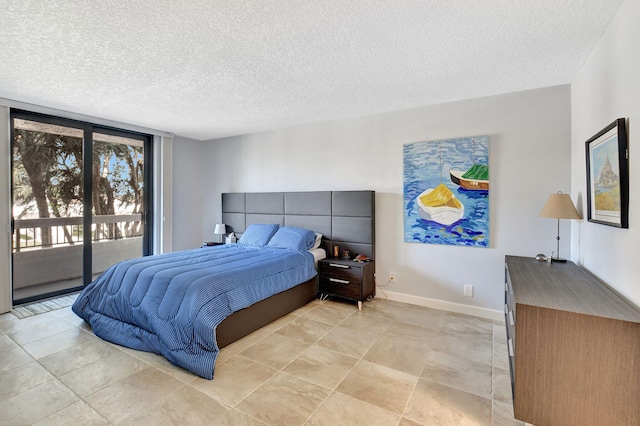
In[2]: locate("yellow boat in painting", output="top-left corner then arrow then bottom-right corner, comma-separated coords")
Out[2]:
417,183 -> 464,226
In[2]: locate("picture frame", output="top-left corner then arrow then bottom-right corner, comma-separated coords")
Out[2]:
585,118 -> 628,228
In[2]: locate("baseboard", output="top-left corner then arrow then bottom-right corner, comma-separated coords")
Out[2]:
381,289 -> 504,322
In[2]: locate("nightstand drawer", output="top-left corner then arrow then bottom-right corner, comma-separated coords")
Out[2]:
318,262 -> 363,283
319,276 -> 363,300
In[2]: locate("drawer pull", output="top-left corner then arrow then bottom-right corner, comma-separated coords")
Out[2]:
508,338 -> 515,357
329,263 -> 350,269
509,311 -> 515,326
329,278 -> 350,284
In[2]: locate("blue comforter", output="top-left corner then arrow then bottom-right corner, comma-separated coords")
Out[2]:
72,244 -> 316,379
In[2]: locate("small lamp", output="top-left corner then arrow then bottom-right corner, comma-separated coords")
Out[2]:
214,223 -> 226,244
539,191 -> 581,262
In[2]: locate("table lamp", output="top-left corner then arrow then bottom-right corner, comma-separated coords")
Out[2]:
214,223 -> 226,244
539,191 -> 581,262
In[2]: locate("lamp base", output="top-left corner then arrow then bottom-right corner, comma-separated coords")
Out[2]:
551,257 -> 567,263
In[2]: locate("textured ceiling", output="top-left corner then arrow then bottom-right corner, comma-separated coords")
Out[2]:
0,0 -> 624,141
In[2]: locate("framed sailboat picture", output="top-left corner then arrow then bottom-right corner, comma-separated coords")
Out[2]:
403,136 -> 490,247
585,118 -> 629,228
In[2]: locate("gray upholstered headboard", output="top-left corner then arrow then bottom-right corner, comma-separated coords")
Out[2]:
222,191 -> 375,259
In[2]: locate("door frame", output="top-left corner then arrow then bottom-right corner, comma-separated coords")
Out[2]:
10,109 -> 153,305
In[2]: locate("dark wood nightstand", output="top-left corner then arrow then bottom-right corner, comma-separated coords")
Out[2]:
318,258 -> 375,310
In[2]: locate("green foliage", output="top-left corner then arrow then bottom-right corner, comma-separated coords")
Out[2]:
13,129 -> 144,222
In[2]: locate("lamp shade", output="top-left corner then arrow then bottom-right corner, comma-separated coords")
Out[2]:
214,223 -> 226,235
539,192 -> 581,219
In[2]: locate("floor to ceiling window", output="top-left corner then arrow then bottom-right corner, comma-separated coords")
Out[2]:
10,110 -> 153,305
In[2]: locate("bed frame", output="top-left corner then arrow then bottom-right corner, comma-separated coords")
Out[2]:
216,190 -> 375,348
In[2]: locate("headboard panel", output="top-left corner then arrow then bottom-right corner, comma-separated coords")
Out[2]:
222,190 -> 375,259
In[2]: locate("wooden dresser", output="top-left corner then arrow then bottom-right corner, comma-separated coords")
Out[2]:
504,255 -> 640,426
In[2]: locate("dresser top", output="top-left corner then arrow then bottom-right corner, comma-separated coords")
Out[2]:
506,255 -> 640,323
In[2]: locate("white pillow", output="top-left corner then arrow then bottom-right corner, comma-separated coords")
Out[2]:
311,233 -> 323,250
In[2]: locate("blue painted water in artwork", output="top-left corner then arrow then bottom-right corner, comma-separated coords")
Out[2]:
403,136 -> 489,247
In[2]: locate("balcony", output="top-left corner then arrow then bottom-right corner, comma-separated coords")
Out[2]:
12,214 -> 143,302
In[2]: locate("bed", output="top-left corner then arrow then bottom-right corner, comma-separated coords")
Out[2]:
73,190 -> 375,379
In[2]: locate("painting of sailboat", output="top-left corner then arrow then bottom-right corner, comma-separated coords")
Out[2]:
403,136 -> 490,247
449,164 -> 489,190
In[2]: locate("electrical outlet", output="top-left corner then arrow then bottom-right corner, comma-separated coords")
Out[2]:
389,271 -> 396,282
464,285 -> 474,297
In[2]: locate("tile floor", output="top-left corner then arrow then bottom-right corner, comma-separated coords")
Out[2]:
0,297 -> 525,425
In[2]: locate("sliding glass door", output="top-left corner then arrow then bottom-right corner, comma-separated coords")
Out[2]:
10,111 -> 153,304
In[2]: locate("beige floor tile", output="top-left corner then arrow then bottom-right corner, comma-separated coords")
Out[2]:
0,312 -> 19,325
119,384 -> 228,425
216,409 -> 268,425
21,326 -> 94,359
289,299 -> 323,317
0,333 -> 20,353
0,298 -> 523,425
385,320 -> 443,343
7,318 -> 77,346
493,400 -> 525,426
493,322 -> 507,345
0,346 -> 34,372
283,344 -> 358,389
85,367 -> 183,424
422,350 -> 492,398
399,417 -> 425,426
308,391 -> 400,426
356,298 -> 405,320
317,325 -> 380,358
0,361 -> 54,401
59,349 -> 148,397
395,305 -> 448,331
433,333 -> 493,366
493,340 -> 510,371
445,311 -> 494,333
0,311 -> 59,334
364,335 -> 429,376
39,339 -> 119,377
216,328 -> 270,365
192,356 -> 277,408
0,380 -> 78,425
338,311 -> 392,334
119,346 -> 198,384
33,400 -> 109,426
492,367 -> 514,404
275,317 -> 334,344
404,379 -> 492,426
240,333 -> 309,370
236,372 -> 331,425
61,312 -> 89,328
337,359 -> 418,415
301,301 -> 355,326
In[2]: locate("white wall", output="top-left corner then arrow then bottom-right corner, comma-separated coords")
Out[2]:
571,0 -> 640,307
199,85 -> 572,316
170,136 -> 205,251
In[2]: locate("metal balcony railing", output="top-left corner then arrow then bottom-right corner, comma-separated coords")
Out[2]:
13,214 -> 142,252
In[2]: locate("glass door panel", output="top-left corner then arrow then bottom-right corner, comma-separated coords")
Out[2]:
12,118 -> 85,303
91,132 -> 145,279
